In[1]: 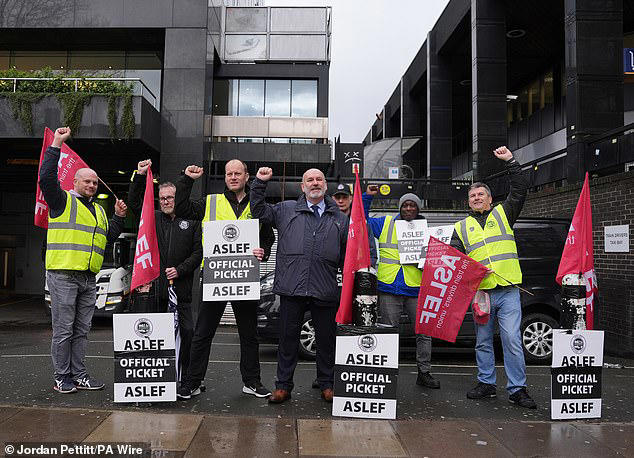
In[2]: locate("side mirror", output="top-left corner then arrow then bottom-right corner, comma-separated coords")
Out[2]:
114,238 -> 131,268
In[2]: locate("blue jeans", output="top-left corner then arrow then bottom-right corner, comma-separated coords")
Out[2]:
475,286 -> 526,394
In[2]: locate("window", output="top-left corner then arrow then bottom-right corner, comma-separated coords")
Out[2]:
12,51 -> 67,70
69,51 -> 125,70
0,51 -> 9,70
291,80 -> 317,117
265,80 -> 291,116
238,79 -> 264,116
529,79 -> 540,115
544,70 -> 554,106
212,79 -> 239,115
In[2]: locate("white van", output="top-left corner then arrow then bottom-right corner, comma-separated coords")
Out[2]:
44,233 -> 136,318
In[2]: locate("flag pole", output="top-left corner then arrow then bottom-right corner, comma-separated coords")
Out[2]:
489,270 -> 534,296
98,177 -> 120,201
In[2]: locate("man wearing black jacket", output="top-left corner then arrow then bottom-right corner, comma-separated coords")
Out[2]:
174,160 -> 275,399
129,159 -> 202,383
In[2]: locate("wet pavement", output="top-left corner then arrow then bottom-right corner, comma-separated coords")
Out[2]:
1,297 -> 633,456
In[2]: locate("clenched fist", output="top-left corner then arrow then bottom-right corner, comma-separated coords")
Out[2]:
493,146 -> 513,162
52,127 -> 71,147
114,199 -> 127,217
137,159 -> 152,175
366,184 -> 379,195
256,167 -> 273,182
185,165 -> 204,180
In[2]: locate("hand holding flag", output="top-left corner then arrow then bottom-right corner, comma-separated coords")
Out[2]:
131,168 -> 160,291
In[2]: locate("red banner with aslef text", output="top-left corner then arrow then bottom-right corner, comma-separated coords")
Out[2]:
131,169 -> 160,291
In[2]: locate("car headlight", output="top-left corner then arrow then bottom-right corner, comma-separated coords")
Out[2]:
98,273 -> 111,283
106,295 -> 122,304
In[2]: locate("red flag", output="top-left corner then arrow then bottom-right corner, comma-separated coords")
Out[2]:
416,237 -> 489,342
35,127 -> 90,228
556,173 -> 597,329
131,169 -> 160,292
336,172 -> 372,324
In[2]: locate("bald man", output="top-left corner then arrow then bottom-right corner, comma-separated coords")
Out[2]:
251,167 -> 349,404
174,159 -> 275,399
39,127 -> 127,394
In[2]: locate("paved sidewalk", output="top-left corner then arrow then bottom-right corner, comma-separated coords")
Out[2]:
1,405 -> 632,457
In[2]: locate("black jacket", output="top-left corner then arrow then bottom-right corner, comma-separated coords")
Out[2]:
450,158 -> 530,253
174,174 -> 275,262
129,175 -> 202,303
250,178 -> 349,304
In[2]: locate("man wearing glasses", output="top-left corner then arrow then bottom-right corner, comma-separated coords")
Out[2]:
128,159 -> 203,385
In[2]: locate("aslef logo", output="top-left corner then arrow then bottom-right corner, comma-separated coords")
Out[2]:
134,318 -> 153,338
222,224 -> 240,242
358,334 -> 377,352
570,335 -> 586,354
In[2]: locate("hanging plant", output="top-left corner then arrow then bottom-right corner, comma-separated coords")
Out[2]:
121,94 -> 135,140
57,92 -> 92,135
3,92 -> 44,135
108,95 -> 118,139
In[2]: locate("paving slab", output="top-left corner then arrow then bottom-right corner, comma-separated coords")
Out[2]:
574,422 -> 634,457
0,407 -> 108,444
185,415 -> 298,457
298,419 -> 406,457
84,411 -> 203,452
392,419 -> 513,457
480,420 -> 620,457
0,406 -> 22,424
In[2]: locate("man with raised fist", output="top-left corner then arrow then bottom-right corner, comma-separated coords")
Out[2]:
174,160 -> 275,400
251,167 -> 348,404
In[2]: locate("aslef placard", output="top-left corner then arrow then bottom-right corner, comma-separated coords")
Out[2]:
604,225 -> 629,253
113,313 -> 177,402
551,329 -> 604,420
203,219 -> 260,301
395,219 -> 428,265
333,326 -> 399,420
418,225 -> 455,268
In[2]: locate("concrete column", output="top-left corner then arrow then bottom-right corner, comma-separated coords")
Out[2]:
471,0 -> 506,181
426,31 -> 452,179
564,0 -> 623,183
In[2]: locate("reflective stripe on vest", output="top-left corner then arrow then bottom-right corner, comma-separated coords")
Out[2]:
377,215 -> 422,287
46,192 -> 109,274
454,205 -> 522,289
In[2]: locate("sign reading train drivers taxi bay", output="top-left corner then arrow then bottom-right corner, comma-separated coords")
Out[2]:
113,313 -> 177,402
203,219 -> 260,301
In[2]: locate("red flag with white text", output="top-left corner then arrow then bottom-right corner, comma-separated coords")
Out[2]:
336,172 -> 372,324
35,127 -> 90,228
131,169 -> 160,291
556,172 -> 597,329
416,237 -> 489,342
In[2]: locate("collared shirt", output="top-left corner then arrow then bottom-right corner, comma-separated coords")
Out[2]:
309,199 -> 326,217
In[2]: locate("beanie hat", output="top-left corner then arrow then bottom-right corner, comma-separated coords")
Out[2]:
399,193 -> 422,211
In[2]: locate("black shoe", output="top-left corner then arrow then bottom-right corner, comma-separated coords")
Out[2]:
467,382 -> 497,399
53,376 -> 77,394
73,375 -> 105,391
177,381 -> 202,400
416,371 -> 440,389
509,388 -> 537,409
312,378 -> 320,389
243,381 -> 272,398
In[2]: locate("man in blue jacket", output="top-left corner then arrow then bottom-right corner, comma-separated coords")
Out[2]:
250,167 -> 349,404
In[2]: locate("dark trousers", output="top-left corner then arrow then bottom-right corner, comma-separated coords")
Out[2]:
187,300 -> 260,386
159,298 -> 193,383
276,295 -> 337,392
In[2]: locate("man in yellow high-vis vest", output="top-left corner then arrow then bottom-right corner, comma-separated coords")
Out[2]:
450,146 -> 536,409
39,127 -> 127,394
363,188 -> 440,389
174,160 -> 275,400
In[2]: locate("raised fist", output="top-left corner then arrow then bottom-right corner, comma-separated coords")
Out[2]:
366,184 -> 379,195
493,146 -> 513,162
256,167 -> 273,182
185,165 -> 204,180
137,159 -> 152,175
52,127 -> 71,147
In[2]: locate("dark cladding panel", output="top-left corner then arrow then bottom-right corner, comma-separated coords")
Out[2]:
123,0 -> 173,27
162,68 -> 206,111
173,0 -> 207,28
164,28 -> 207,69
75,0 -> 124,27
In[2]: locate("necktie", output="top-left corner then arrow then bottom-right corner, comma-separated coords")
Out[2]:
311,204 -> 320,218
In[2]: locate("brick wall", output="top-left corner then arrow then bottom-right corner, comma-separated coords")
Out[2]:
523,170 -> 634,356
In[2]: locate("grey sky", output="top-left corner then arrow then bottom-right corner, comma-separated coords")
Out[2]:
268,0 -> 450,142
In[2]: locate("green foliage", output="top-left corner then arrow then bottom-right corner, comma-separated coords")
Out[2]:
0,67 -> 136,138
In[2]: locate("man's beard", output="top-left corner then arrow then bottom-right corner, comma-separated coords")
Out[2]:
305,188 -> 325,199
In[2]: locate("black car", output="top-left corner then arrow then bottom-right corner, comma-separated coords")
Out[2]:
256,213 -> 570,364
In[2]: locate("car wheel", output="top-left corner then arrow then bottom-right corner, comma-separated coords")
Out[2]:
298,314 -> 317,360
521,313 -> 558,364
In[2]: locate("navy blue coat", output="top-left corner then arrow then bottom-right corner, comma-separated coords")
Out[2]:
250,178 -> 349,304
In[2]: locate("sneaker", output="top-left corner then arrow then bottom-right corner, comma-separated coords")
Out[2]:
53,376 -> 77,394
509,388 -> 537,409
243,381 -> 272,398
177,381 -> 203,400
467,382 -> 497,399
73,376 -> 104,391
416,371 -> 440,389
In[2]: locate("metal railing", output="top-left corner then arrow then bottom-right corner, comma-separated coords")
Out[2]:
0,77 -> 158,108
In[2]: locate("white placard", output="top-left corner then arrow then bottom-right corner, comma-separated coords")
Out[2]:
551,329 -> 604,420
418,225 -> 455,268
394,219 -> 428,265
113,313 -> 177,403
202,219 -> 260,301
388,167 -> 399,179
604,225 -> 629,252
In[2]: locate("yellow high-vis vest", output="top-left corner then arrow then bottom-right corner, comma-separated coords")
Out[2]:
455,204 -> 522,290
203,193 -> 251,222
377,215 -> 422,287
46,191 -> 109,274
